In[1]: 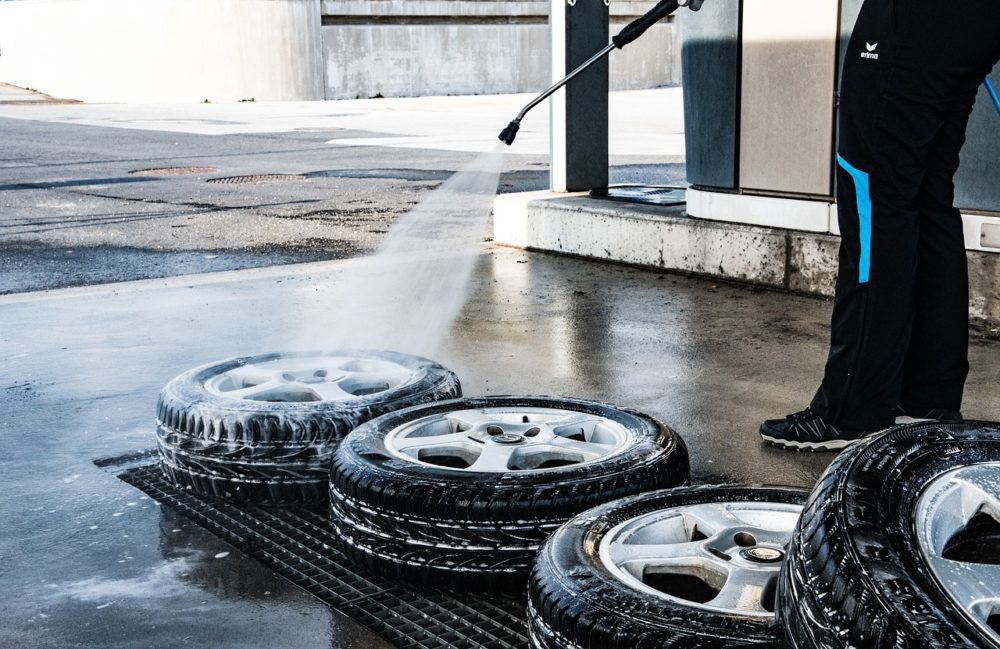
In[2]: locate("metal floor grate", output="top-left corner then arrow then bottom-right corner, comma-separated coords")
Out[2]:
590,185 -> 687,207
117,463 -> 529,649
205,174 -> 306,184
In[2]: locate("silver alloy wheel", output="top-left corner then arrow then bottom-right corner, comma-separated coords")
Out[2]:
598,501 -> 803,618
915,463 -> 1000,645
204,354 -> 416,403
383,407 -> 630,472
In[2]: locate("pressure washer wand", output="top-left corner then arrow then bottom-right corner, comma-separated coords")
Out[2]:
499,0 -> 681,145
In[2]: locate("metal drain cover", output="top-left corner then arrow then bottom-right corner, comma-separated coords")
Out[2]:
113,462 -> 528,649
207,174 -> 306,185
130,166 -> 219,176
590,184 -> 687,207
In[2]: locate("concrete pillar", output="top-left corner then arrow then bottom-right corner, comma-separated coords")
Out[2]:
550,0 -> 609,192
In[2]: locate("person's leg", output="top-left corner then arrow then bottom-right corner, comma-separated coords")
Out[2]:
898,101 -> 975,416
762,0 -> 1000,449
761,0 -> 920,450
809,1 -> 936,432
900,31 -> 1000,415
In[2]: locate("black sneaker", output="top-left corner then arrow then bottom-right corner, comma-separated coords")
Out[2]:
893,405 -> 964,425
759,408 -> 876,452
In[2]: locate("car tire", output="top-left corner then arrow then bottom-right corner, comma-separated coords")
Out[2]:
156,350 -> 461,505
328,395 -> 690,593
778,421 -> 1000,649
528,485 -> 807,649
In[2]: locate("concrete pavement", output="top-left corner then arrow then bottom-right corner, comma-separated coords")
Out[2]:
0,88 -> 683,294
0,87 -> 685,156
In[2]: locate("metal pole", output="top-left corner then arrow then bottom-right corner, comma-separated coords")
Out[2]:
550,0 -> 609,193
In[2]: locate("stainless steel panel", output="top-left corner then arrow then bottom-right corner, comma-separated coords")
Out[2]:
681,1 -> 742,190
681,0 -> 741,189
739,0 -> 839,197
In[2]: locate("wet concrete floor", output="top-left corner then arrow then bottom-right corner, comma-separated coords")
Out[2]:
4,246 -> 1000,647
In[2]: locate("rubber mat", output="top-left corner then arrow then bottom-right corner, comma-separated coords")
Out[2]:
115,462 -> 529,649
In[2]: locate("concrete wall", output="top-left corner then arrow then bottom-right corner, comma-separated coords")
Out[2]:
0,0 -> 324,103
321,0 -> 679,100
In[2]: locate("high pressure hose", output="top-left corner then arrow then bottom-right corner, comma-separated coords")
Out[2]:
499,0 -> 684,146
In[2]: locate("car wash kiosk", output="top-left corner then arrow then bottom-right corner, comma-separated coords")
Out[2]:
498,0 -> 1000,327
681,0 -> 1000,237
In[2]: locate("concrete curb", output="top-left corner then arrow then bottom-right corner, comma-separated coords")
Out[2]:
494,191 -> 1000,332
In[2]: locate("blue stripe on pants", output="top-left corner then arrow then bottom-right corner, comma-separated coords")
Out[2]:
986,77 -> 1000,118
837,154 -> 872,284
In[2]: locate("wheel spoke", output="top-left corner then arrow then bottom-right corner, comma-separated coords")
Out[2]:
307,381 -> 359,401
225,379 -> 283,399
683,503 -> 749,535
446,411 -> 493,431
223,365 -> 283,386
706,566 -> 775,614
954,475 -> 1000,518
605,540 -> 709,569
548,413 -> 603,435
469,444 -> 517,472
545,436 -> 613,459
391,432 -> 474,452
735,528 -> 794,548
338,370 -> 397,389
929,557 -> 1000,606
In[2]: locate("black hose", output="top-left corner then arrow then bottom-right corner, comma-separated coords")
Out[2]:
612,0 -> 681,49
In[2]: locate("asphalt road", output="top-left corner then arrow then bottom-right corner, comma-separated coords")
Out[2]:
0,96 -> 683,294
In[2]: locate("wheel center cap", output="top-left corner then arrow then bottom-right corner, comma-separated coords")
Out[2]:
492,433 -> 524,445
742,547 -> 784,563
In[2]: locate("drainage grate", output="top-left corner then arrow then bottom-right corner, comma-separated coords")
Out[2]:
590,184 -> 687,207
206,174 -> 306,185
130,166 -> 219,176
117,463 -> 528,649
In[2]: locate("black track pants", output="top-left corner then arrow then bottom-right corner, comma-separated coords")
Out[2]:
810,0 -> 1000,430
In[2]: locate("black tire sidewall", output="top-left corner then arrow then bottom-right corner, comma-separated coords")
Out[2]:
842,422 -> 1000,647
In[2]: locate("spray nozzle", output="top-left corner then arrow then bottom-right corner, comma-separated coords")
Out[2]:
498,120 -> 521,146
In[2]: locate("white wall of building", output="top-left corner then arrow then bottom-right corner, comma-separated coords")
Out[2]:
0,0 -> 678,103
0,0 -> 324,103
